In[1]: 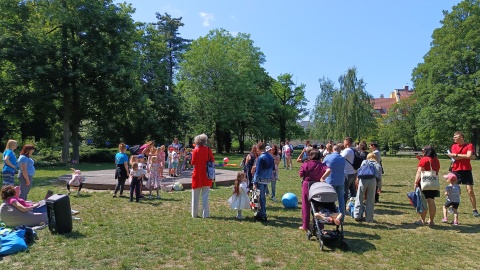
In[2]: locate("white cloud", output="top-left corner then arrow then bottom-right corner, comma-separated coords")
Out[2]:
199,12 -> 214,27
161,4 -> 182,17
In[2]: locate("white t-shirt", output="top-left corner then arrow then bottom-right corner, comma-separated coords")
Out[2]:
138,162 -> 146,170
130,168 -> 146,177
341,147 -> 356,174
283,144 -> 292,157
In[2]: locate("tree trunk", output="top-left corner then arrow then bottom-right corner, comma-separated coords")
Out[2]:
224,130 -> 231,153
61,21 -> 70,163
239,122 -> 245,153
215,123 -> 223,154
279,118 -> 286,144
62,92 -> 71,163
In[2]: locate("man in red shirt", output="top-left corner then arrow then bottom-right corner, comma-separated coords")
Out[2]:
448,131 -> 479,217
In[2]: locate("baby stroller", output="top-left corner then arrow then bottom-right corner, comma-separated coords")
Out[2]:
307,182 -> 347,251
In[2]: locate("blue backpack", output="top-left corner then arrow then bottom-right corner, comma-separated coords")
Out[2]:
357,161 -> 376,179
0,229 -> 28,255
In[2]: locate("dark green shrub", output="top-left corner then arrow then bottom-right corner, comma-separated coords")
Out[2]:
79,148 -> 117,163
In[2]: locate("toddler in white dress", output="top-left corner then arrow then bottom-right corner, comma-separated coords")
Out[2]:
227,172 -> 250,219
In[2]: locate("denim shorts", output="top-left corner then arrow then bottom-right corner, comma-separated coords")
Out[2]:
2,172 -> 15,186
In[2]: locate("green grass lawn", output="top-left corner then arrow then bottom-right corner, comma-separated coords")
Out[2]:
1,157 -> 480,269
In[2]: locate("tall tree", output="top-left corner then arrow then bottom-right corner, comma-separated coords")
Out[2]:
412,0 -> 480,148
0,0 -> 139,162
270,73 -> 309,143
178,29 -> 267,153
378,97 -> 419,150
154,13 -> 191,86
312,67 -> 376,141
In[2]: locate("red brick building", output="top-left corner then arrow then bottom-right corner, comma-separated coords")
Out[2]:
371,86 -> 414,116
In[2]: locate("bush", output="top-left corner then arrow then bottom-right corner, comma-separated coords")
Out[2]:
79,148 -> 117,163
34,146 -> 117,164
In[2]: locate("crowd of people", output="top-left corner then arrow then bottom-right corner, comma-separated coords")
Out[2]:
1,130 -> 479,229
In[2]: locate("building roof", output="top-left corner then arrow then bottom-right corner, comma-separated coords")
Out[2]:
373,86 -> 415,116
372,97 -> 397,116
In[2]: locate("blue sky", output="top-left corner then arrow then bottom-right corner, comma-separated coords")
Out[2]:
119,0 -> 459,118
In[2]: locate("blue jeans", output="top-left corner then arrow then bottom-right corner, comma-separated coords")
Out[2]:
32,204 -> 47,213
344,173 -> 357,204
332,184 -> 345,221
130,177 -> 141,202
270,180 -> 276,198
258,183 -> 267,218
18,174 -> 33,201
2,172 -> 15,186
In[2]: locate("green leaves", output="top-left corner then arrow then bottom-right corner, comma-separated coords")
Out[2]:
312,67 -> 376,142
178,28 -> 268,151
413,0 -> 480,148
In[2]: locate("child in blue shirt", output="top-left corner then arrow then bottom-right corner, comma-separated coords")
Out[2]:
442,173 -> 461,225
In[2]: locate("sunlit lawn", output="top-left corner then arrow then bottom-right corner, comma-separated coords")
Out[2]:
1,156 -> 480,269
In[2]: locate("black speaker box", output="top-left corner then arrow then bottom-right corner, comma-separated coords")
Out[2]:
46,194 -> 72,234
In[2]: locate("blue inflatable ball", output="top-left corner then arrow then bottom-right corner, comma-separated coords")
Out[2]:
282,192 -> 298,208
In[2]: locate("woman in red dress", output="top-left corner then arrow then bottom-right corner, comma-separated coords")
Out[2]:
191,133 -> 215,218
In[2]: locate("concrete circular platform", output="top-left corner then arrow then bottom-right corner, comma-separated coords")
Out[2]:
57,168 -> 238,190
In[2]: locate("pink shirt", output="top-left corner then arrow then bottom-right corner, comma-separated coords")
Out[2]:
6,197 -> 32,207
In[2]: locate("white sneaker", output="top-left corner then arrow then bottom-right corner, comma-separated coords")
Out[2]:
271,197 -> 277,202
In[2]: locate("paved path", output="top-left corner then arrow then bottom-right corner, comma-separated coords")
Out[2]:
58,168 -> 237,190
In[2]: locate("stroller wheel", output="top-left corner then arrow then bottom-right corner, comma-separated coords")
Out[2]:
320,240 -> 324,251
307,231 -> 312,240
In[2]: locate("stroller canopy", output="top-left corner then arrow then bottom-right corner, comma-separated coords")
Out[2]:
309,182 -> 338,203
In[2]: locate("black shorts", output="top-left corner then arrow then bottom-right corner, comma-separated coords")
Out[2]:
444,201 -> 460,209
422,190 -> 440,199
453,170 -> 474,185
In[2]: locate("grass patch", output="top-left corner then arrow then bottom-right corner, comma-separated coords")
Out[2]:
1,157 -> 480,269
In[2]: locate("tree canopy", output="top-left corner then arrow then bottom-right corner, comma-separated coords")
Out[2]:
311,67 -> 377,142
412,0 -> 480,148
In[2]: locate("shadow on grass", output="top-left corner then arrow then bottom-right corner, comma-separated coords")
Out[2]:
383,184 -> 405,187
348,220 -> 411,231
379,190 -> 398,194
374,208 -> 406,215
378,201 -> 414,208
59,231 -> 87,239
342,239 -> 377,254
344,230 -> 381,240
426,223 -> 480,234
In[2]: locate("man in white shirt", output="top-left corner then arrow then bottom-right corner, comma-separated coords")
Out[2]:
341,137 -> 357,206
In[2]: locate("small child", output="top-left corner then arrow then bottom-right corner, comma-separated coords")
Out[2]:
346,197 -> 355,218
442,172 -> 461,225
157,145 -> 166,179
314,208 -> 343,226
184,148 -> 192,170
147,156 -> 161,199
177,148 -> 185,175
227,172 -> 250,220
168,147 -> 179,177
136,154 -> 147,198
129,163 -> 146,203
67,168 -> 85,196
